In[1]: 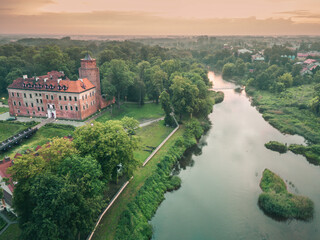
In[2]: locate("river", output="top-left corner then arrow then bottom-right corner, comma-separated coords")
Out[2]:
150,72 -> 320,240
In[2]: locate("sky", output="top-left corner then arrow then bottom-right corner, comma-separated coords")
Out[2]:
0,0 -> 320,35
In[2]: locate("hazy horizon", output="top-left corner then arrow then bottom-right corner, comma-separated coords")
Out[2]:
0,0 -> 320,35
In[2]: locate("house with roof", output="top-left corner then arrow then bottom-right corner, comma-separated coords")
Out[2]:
7,54 -> 114,120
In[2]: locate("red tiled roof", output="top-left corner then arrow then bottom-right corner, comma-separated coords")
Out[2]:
304,59 -> 316,64
8,71 -> 95,93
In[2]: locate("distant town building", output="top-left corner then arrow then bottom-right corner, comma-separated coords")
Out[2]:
7,54 -> 114,120
297,51 -> 320,61
238,49 -> 252,55
251,54 -> 265,61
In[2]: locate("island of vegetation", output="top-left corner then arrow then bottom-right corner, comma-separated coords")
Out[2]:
264,141 -> 287,153
258,169 -> 314,221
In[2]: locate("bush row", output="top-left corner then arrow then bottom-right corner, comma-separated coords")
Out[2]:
114,121 -> 201,240
44,123 -> 76,131
289,144 -> 320,165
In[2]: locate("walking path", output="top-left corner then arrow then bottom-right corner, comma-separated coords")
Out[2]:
0,211 -> 17,235
88,114 -> 178,240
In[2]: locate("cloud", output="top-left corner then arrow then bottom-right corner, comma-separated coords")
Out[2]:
275,9 -> 320,21
0,0 -> 55,14
0,10 -> 319,35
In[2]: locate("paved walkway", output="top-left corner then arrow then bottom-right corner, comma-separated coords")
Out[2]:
0,211 -> 17,235
139,117 -> 164,128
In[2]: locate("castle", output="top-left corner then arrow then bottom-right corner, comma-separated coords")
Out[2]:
7,54 -> 114,120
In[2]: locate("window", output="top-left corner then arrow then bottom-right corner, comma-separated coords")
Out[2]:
70,106 -> 73,111
74,97 -> 77,101
37,107 -> 40,111
52,105 -> 55,109
13,101 -> 16,106
30,94 -> 32,98
18,102 -> 21,106
46,95 -> 48,100
33,111 -> 35,115
69,96 -> 72,101
64,96 -> 67,101
39,93 -> 42,97
90,92 -> 92,97
40,99 -> 43,104
65,106 -> 68,110
83,105 -> 85,110
17,93 -> 20,97
41,107 -> 44,111
48,104 -> 50,108
12,92 -> 14,97
24,93 -> 26,98
51,95 -> 54,100
85,94 -> 87,99
31,103 -> 34,107
59,96 -> 61,100
36,99 -> 39,103
27,110 -> 29,114
75,106 -> 78,111
35,93 -> 38,97
82,96 -> 84,100
60,106 -> 63,110
17,110 -> 20,113
26,102 -> 28,107
86,103 -> 88,109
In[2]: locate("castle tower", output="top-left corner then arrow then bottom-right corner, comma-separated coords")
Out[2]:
79,53 -> 101,108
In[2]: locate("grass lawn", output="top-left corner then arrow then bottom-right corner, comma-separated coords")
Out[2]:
95,103 -> 164,123
0,107 -> 8,114
92,126 -> 184,240
0,124 -> 75,159
0,223 -> 20,240
134,120 -> 174,164
0,122 -> 36,142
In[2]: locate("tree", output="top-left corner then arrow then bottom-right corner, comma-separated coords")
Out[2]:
100,59 -> 134,108
277,73 -> 293,88
222,63 -> 235,78
170,76 -> 199,121
73,119 -> 139,180
8,139 -> 103,240
147,66 -> 166,103
310,84 -> 320,115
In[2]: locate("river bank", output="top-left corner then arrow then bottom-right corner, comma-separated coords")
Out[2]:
150,72 -> 320,240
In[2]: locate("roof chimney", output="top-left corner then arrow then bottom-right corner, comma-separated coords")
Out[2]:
57,78 -> 62,84
23,75 -> 28,79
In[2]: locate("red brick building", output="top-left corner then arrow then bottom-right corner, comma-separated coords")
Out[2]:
7,54 -> 113,120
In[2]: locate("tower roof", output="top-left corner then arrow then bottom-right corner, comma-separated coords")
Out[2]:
84,53 -> 93,60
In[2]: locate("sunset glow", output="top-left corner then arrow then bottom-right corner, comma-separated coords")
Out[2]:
0,0 -> 319,35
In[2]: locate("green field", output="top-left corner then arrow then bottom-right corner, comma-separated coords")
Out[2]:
0,223 -> 20,240
0,124 -> 75,159
247,84 -> 320,144
95,103 -> 164,123
0,121 -> 36,142
134,120 -> 174,164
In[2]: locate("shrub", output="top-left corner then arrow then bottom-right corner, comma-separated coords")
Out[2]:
264,141 -> 287,153
258,169 -> 314,220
